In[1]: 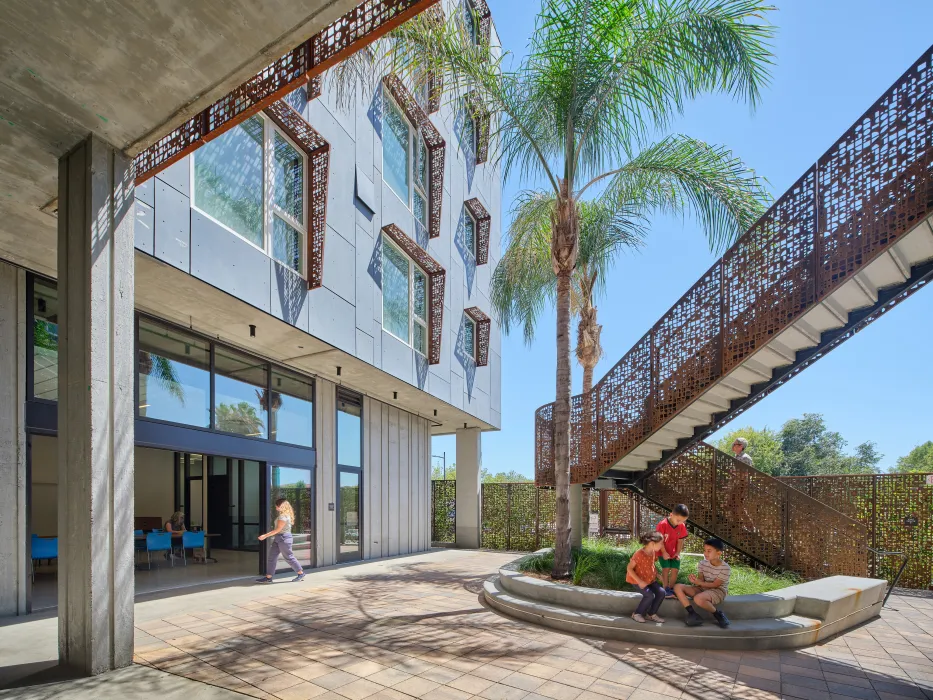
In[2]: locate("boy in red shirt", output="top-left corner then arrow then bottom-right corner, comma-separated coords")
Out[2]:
656,504 -> 689,597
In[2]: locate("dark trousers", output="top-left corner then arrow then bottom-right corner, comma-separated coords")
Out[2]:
266,533 -> 302,575
635,581 -> 665,616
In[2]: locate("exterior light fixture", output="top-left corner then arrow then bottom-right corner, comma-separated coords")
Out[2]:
434,409 -> 437,417
249,324 -> 256,337
393,391 -> 398,399
337,366 -> 342,376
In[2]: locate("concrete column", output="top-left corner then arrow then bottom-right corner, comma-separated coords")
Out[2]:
455,428 -> 481,548
570,483 -> 583,549
57,135 -> 135,675
0,263 -> 28,616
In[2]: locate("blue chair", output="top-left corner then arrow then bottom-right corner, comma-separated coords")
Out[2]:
145,532 -> 173,569
181,531 -> 205,566
31,535 -> 58,582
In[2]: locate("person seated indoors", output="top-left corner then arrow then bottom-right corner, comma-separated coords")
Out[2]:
674,537 -> 731,628
625,532 -> 667,624
656,503 -> 689,598
164,511 -> 186,533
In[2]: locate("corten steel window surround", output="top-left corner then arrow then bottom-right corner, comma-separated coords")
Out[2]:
534,43 -> 933,487
133,0 -> 441,184
383,73 -> 446,239
463,0 -> 492,47
464,92 -> 490,165
463,197 -> 490,265
464,307 -> 490,367
264,100 -> 331,289
423,4 -> 446,113
382,224 -> 446,364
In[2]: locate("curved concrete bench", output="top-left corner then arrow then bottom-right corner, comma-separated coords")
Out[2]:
484,568 -> 887,650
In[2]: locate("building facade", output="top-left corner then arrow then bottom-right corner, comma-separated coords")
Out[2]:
0,0 -> 501,641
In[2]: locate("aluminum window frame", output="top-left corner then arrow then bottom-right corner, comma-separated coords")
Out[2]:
382,237 -> 429,358
190,113 -> 309,276
383,92 -> 429,235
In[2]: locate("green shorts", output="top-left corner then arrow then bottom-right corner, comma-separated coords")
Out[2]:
658,557 -> 681,569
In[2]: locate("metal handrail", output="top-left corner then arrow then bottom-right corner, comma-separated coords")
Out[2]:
867,547 -> 909,607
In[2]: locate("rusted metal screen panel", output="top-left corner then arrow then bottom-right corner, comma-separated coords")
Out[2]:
537,488 -> 557,548
596,334 -> 652,472
135,0 -> 440,183
644,444 -> 717,534
534,404 -> 554,487
722,167 -> 818,373
464,307 -> 490,366
431,480 -> 456,543
875,474 -> 933,588
508,484 -> 540,551
464,198 -> 491,265
651,264 -> 723,428
785,490 -> 869,580
818,47 -> 933,299
568,389 -> 598,484
481,483 -> 508,550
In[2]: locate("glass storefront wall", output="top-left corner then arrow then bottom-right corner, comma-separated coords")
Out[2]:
138,318 -> 211,427
214,346 -> 269,439
271,368 -> 314,447
270,465 -> 313,570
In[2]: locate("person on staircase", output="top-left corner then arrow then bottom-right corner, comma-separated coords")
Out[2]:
674,537 -> 731,628
732,437 -> 753,466
656,504 -> 689,598
626,532 -> 667,624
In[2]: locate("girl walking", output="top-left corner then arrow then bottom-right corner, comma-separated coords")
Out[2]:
626,532 -> 666,623
257,498 -> 305,583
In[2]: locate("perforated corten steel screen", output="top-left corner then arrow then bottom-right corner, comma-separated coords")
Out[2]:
644,443 -> 869,581
431,480 -> 456,543
779,474 -> 933,589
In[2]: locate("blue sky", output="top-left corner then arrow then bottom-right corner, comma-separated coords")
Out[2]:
433,0 -> 933,476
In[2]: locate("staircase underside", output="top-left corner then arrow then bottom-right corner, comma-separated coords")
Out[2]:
602,215 -> 933,485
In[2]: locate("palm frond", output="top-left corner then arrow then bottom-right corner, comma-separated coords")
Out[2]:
593,134 -> 770,253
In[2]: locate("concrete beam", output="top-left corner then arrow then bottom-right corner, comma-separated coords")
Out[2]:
455,428 -> 482,549
57,135 -> 135,674
0,262 -> 28,616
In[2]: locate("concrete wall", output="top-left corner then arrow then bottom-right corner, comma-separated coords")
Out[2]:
0,263 -> 27,615
134,0 -> 503,430
314,378 -> 430,567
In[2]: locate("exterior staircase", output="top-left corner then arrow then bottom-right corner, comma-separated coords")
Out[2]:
534,45 -> 933,578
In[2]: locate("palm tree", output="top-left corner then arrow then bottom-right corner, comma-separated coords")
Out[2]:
411,0 -> 774,577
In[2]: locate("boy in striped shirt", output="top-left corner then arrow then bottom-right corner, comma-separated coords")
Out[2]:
674,537 -> 731,628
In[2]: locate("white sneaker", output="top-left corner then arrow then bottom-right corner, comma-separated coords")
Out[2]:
646,614 -> 665,623
631,613 -> 647,623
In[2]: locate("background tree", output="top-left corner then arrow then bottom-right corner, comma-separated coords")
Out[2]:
415,0 -> 775,577
482,469 -> 533,483
714,426 -> 784,475
893,441 -> 933,473
716,413 -> 882,475
431,463 -> 457,480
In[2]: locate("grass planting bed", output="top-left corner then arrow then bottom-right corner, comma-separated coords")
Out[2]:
518,538 -> 799,596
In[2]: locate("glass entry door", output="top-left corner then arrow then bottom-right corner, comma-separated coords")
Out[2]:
270,465 -> 314,570
337,468 -> 361,562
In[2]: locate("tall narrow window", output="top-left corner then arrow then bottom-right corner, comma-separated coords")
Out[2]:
464,317 -> 476,360
382,238 -> 429,358
463,0 -> 481,44
462,111 -> 476,159
464,208 -> 477,257
193,113 -> 308,274
383,98 -> 410,204
413,135 -> 429,236
32,277 -> 59,401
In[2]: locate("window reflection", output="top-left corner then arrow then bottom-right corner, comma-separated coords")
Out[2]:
382,241 -> 410,342
271,465 -> 313,569
271,368 -> 313,447
32,278 -> 59,400
193,115 -> 264,246
214,346 -> 269,439
337,393 -> 362,468
383,98 -> 410,202
138,318 -> 211,427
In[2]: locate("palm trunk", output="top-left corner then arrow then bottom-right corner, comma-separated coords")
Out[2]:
576,295 -> 601,542
553,269 -> 573,577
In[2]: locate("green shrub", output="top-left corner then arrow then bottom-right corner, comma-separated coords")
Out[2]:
517,538 -> 800,595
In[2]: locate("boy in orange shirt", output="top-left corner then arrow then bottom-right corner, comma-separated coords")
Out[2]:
656,504 -> 689,598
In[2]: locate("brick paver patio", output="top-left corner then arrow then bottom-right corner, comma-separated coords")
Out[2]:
133,551 -> 933,700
